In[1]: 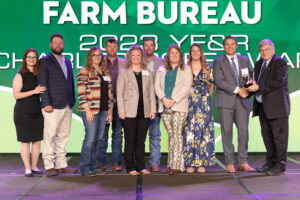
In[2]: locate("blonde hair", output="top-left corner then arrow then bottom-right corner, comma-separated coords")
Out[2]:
188,43 -> 210,82
125,45 -> 147,69
85,46 -> 110,77
165,44 -> 185,71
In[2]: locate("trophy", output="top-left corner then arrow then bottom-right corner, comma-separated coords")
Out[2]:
242,69 -> 254,88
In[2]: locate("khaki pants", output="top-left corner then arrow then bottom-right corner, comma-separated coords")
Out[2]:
42,105 -> 72,170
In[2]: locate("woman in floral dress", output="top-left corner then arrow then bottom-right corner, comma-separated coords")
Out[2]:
183,43 -> 216,173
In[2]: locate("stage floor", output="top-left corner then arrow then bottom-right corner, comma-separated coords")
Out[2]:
0,154 -> 299,200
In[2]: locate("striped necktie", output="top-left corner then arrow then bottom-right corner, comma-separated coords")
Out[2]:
231,57 -> 239,87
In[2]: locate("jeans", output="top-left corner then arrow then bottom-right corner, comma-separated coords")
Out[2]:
148,113 -> 161,166
79,111 -> 108,175
98,103 -> 123,165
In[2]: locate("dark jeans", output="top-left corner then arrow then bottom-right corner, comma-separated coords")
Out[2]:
79,111 -> 108,175
123,117 -> 150,173
148,113 -> 161,166
98,103 -> 123,165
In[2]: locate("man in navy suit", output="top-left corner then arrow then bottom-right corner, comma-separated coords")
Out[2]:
38,33 -> 77,176
247,39 -> 290,176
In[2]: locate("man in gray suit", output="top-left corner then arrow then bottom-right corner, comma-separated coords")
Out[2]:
143,38 -> 165,172
213,36 -> 254,173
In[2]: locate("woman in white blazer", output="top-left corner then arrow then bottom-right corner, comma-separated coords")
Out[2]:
155,44 -> 193,175
117,45 -> 156,175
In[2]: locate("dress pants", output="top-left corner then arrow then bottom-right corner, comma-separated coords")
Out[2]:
258,103 -> 288,168
218,97 -> 249,165
123,117 -> 150,173
42,105 -> 72,170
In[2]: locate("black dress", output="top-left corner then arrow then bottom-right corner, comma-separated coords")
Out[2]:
14,72 -> 43,142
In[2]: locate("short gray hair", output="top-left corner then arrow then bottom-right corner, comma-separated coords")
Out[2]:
258,39 -> 275,49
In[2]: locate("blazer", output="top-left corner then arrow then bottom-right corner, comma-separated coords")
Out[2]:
155,65 -> 193,113
117,67 -> 156,118
38,53 -> 75,109
151,56 -> 165,80
213,54 -> 251,109
77,67 -> 114,114
252,55 -> 290,119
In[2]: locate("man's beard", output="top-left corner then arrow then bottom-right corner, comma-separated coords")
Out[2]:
51,47 -> 63,55
145,51 -> 154,57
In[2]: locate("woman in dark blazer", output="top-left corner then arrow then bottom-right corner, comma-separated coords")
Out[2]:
117,45 -> 156,175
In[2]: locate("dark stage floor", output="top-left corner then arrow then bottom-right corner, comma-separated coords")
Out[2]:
0,154 -> 300,200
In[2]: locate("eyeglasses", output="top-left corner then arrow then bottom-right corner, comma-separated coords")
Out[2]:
92,54 -> 102,57
259,48 -> 272,53
26,56 -> 37,59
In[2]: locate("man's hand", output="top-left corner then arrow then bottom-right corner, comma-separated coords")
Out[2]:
238,88 -> 249,98
44,105 -> 53,113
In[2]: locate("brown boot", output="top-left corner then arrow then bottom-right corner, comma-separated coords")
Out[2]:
226,164 -> 236,173
237,164 -> 255,172
150,164 -> 160,172
46,168 -> 58,176
57,166 -> 77,173
112,164 -> 122,171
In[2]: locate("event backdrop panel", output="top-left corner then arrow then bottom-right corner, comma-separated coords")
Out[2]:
0,0 -> 299,153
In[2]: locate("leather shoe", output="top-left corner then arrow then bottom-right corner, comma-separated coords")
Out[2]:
112,164 -> 122,171
256,163 -> 272,173
25,172 -> 33,177
57,166 -> 77,173
169,169 -> 180,175
266,163 -> 285,176
226,164 -> 236,173
31,169 -> 44,175
150,164 -> 160,172
237,164 -> 255,172
163,167 -> 171,174
46,168 -> 58,176
98,164 -> 106,172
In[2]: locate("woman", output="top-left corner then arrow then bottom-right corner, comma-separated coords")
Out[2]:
13,49 -> 46,177
183,43 -> 216,173
155,44 -> 193,175
77,46 -> 113,177
117,45 -> 156,175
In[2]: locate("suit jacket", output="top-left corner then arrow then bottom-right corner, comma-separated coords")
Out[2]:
38,53 -> 75,109
213,54 -> 251,109
104,56 -> 126,70
151,56 -> 165,79
155,65 -> 193,113
252,55 -> 290,119
117,67 -> 156,118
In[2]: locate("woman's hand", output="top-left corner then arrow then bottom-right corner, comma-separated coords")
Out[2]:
119,112 -> 125,120
85,109 -> 94,123
163,97 -> 172,109
33,85 -> 46,94
106,112 -> 112,124
150,112 -> 156,120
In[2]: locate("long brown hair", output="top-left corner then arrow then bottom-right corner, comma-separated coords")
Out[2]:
20,49 -> 39,76
125,45 -> 147,69
85,46 -> 110,77
188,43 -> 210,82
165,44 -> 185,71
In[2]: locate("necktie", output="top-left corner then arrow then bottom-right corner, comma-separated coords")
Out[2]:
231,57 -> 239,87
255,61 -> 267,101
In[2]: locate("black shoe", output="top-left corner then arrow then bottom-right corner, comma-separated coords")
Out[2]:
256,163 -> 271,173
25,172 -> 33,177
266,168 -> 285,176
31,169 -> 44,175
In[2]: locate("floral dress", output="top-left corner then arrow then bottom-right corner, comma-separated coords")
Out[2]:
183,66 -> 216,167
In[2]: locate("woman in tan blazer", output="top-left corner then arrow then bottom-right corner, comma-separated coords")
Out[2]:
117,45 -> 156,175
155,44 -> 193,175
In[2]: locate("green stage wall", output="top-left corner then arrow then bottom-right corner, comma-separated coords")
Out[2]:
0,0 -> 300,153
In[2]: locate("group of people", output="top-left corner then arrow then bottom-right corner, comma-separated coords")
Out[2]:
13,33 -> 290,178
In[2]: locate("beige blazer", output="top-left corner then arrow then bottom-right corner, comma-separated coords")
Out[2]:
155,65 -> 193,113
117,67 -> 156,118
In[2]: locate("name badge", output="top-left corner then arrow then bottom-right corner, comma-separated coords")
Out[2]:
103,76 -> 111,82
241,68 -> 249,78
142,70 -> 149,76
158,67 -> 165,72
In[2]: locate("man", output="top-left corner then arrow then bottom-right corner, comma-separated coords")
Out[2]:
98,38 -> 126,171
38,33 -> 77,176
213,36 -> 254,173
142,38 -> 165,172
247,39 -> 290,176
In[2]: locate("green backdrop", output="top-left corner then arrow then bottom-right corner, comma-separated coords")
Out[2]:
0,0 -> 299,153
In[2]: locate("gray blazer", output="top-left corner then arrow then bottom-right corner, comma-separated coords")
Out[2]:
213,54 -> 251,109
151,56 -> 165,79
155,65 -> 193,113
117,67 -> 156,118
